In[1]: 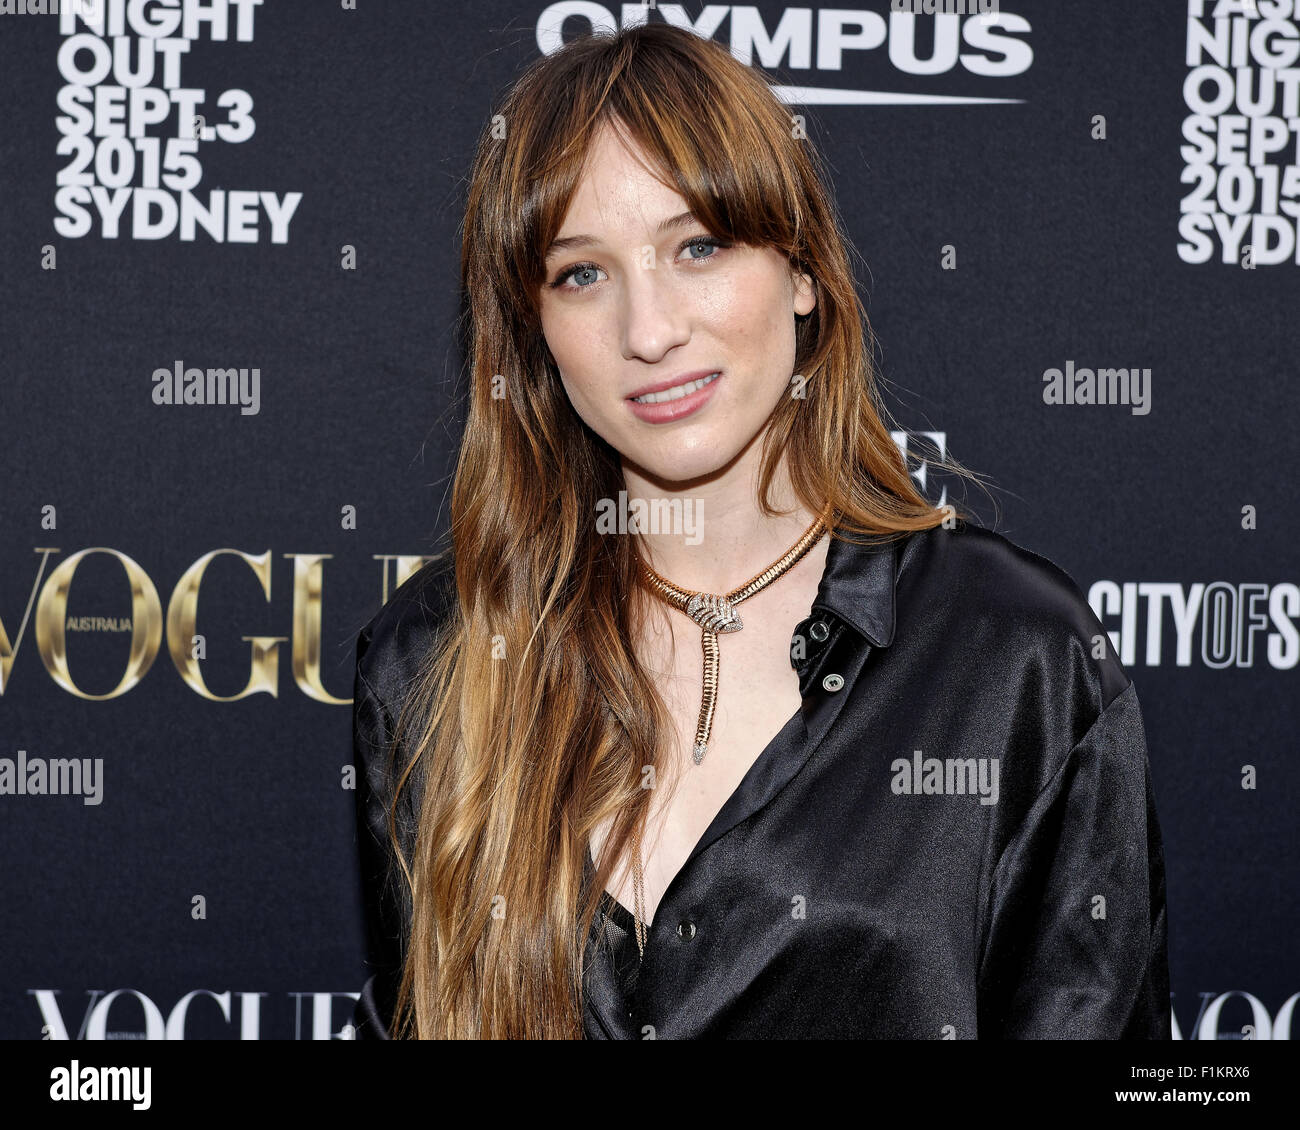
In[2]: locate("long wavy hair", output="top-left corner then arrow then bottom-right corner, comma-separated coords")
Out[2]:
386,21 -> 989,1038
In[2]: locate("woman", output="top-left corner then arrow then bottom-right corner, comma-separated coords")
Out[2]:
351,22 -> 1169,1040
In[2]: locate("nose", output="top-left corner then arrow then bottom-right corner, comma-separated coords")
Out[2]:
619,254 -> 691,363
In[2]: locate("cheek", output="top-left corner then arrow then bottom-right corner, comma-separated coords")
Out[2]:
541,314 -> 588,391
546,328 -> 612,424
707,269 -> 790,340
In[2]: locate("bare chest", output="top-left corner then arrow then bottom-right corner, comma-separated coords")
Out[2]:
589,562 -> 824,926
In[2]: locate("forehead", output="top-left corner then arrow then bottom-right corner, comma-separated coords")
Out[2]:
551,125 -> 687,242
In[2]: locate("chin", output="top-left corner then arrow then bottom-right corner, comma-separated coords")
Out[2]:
624,437 -> 745,486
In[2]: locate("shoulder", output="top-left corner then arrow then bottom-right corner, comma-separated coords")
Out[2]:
896,519 -> 1131,711
891,521 -> 1152,837
355,549 -> 458,712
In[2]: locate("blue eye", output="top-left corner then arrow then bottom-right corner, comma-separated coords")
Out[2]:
566,265 -> 605,288
549,234 -> 730,291
678,236 -> 725,262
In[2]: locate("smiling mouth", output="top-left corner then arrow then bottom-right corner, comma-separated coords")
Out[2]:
629,372 -> 721,404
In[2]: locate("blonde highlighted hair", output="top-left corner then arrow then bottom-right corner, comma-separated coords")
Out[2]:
386,21 -> 988,1038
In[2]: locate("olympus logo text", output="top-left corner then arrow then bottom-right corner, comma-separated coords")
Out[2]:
536,3 -> 1033,104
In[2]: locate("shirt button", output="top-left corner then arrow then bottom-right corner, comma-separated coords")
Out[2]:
822,673 -> 844,692
676,921 -> 697,940
809,619 -> 830,642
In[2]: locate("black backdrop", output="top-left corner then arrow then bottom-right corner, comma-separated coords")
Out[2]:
1,0 -> 1295,1040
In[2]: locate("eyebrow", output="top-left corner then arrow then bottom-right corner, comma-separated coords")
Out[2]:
544,210 -> 700,259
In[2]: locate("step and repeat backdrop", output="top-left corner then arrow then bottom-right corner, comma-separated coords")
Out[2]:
0,1 -> 1295,1040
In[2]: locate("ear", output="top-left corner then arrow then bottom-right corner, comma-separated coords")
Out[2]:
792,269 -> 816,317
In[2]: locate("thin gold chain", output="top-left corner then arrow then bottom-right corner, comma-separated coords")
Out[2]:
628,512 -> 829,961
631,823 -> 648,958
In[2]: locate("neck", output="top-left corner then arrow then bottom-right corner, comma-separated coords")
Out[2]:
620,446 -> 826,595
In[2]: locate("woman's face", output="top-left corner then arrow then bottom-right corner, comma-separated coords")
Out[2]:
537,123 -> 815,487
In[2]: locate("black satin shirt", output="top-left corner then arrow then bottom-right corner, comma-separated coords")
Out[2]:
351,519 -> 1170,1039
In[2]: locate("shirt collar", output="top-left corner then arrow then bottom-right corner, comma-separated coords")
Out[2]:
805,524 -> 901,649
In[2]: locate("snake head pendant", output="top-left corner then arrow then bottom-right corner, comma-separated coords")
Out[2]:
685,593 -> 743,633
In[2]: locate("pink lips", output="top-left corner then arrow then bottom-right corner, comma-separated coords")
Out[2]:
625,371 -> 722,424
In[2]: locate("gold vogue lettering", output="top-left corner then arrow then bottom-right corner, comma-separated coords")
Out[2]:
0,548 -> 432,701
